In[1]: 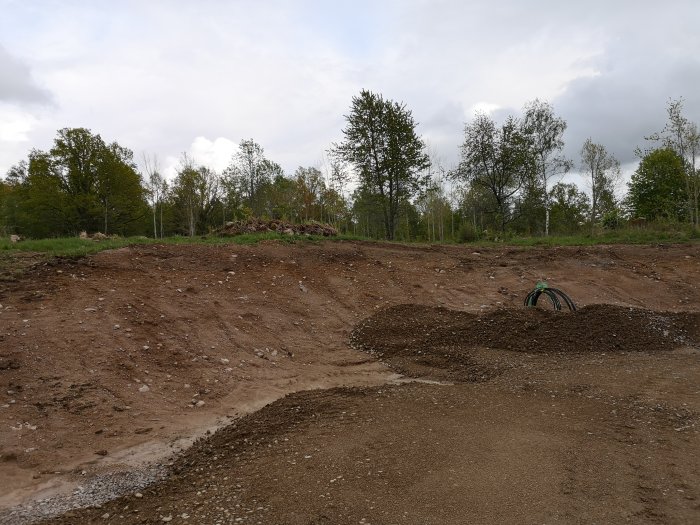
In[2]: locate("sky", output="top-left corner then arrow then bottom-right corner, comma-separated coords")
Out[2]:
1,0 -> 699,190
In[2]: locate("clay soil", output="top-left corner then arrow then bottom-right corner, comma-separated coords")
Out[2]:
0,240 -> 699,524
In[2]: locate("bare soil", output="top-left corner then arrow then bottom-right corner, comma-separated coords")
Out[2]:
0,241 -> 698,524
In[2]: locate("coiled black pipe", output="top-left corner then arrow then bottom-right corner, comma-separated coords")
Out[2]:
524,282 -> 577,312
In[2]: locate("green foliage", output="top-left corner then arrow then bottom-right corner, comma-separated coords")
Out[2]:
454,113 -> 535,232
580,138 -> 620,229
171,157 -> 221,236
602,209 -> 623,230
224,139 -> 283,217
2,96 -> 699,244
3,128 -> 147,237
548,182 -> 590,234
522,99 -> 572,235
332,90 -> 430,240
627,148 -> 687,221
457,221 -> 480,243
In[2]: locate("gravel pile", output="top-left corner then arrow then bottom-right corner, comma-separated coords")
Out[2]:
0,465 -> 168,525
350,303 -> 700,381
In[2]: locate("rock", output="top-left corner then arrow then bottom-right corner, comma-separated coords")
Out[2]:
135,492 -> 143,498
102,512 -> 110,519
138,385 -> 150,393
195,400 -> 205,408
220,358 -> 229,364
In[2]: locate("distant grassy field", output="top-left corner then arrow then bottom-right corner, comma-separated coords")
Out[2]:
475,227 -> 699,247
0,227 -> 697,259
0,233 -> 366,258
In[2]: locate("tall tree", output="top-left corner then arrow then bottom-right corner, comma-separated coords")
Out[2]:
172,155 -> 220,236
224,139 -> 281,217
454,113 -> 534,233
94,143 -> 146,234
0,162 -> 27,235
548,182 -> 590,234
45,127 -> 146,235
142,153 -> 167,238
294,166 -> 325,222
522,99 -> 572,236
645,98 -> 700,226
331,90 -> 430,240
580,139 -> 620,232
627,148 -> 687,221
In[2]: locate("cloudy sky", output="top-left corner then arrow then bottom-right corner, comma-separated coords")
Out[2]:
1,0 -> 699,187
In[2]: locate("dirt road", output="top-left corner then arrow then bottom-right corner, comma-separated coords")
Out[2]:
0,240 -> 698,523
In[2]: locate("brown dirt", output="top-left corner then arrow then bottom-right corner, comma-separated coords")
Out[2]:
0,240 -> 698,523
350,303 -> 700,382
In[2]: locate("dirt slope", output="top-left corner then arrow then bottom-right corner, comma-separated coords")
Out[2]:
0,240 -> 698,523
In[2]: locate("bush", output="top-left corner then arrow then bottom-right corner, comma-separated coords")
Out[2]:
602,210 -> 622,230
457,222 -> 480,243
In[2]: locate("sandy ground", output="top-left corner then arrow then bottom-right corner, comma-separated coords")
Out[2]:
0,240 -> 698,523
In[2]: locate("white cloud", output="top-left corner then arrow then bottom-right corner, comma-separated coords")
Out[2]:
0,0 -> 698,183
189,137 -> 237,173
469,102 -> 501,117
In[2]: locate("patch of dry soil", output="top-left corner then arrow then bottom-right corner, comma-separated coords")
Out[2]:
0,241 -> 698,523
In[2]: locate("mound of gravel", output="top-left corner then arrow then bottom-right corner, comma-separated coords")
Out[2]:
350,304 -> 699,381
0,466 -> 167,525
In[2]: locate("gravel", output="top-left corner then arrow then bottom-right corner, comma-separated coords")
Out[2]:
0,464 -> 168,525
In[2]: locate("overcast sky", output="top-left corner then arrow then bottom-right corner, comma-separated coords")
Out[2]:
1,0 -> 699,188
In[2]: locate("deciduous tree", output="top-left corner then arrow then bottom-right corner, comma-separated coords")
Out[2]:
454,113 -> 534,233
627,148 -> 687,221
522,99 -> 572,236
580,139 -> 620,232
332,90 -> 430,240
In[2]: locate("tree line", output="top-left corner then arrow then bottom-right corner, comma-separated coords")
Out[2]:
1,91 -> 698,241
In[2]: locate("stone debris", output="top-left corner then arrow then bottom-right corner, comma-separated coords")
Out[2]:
214,218 -> 338,237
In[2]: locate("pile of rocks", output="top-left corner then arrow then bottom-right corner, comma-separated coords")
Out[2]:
78,231 -> 111,241
215,218 -> 338,237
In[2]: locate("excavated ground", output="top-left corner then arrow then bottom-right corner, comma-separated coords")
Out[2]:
0,240 -> 698,524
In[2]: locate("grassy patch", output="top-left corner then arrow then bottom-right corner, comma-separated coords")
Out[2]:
0,232 -> 369,258
0,227 -> 696,259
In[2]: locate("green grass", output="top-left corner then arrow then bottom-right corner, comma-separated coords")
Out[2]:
0,232 -> 368,257
0,227 -> 697,258
483,227 -> 699,247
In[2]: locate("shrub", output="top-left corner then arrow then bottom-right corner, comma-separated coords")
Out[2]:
457,222 -> 480,243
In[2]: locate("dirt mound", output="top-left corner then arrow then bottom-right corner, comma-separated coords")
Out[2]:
2,241 -> 700,519
350,304 -> 700,381
215,217 -> 338,237
38,376 -> 700,524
